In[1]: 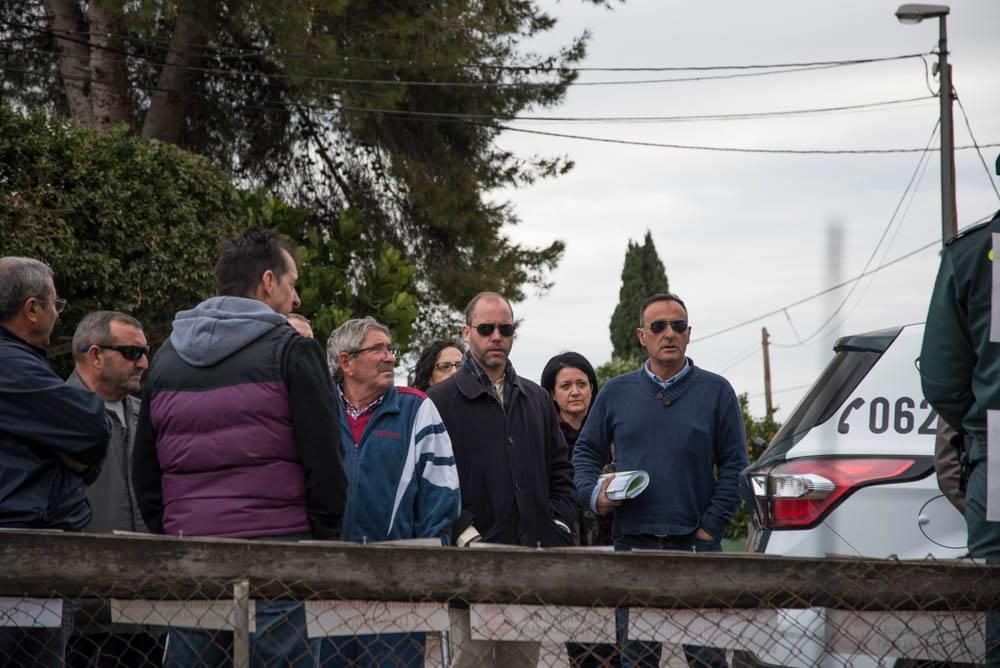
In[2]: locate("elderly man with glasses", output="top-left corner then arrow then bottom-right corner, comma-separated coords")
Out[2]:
574,292 -> 748,668
427,291 -> 576,668
0,256 -> 110,667
319,316 -> 460,667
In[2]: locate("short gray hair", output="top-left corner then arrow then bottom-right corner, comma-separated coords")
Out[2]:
0,257 -> 54,323
326,317 -> 390,381
72,311 -> 145,362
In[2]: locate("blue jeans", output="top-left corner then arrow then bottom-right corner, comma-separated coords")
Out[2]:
164,601 -> 317,668
614,534 -> 728,668
317,632 -> 425,667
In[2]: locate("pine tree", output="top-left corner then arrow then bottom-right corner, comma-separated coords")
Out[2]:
609,231 -> 670,362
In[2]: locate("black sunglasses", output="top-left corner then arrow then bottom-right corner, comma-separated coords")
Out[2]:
81,344 -> 150,361
474,323 -> 516,337
648,319 -> 689,334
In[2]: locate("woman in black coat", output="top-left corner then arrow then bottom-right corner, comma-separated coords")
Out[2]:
541,352 -> 620,668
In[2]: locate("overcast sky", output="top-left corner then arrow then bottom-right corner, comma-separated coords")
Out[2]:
485,0 -> 1000,419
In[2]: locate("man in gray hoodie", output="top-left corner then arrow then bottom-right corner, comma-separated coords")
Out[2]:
133,228 -> 347,667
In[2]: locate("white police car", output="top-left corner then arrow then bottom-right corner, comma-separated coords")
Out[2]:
740,323 -> 970,667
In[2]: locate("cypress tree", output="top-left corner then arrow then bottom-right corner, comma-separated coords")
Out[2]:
609,231 -> 670,361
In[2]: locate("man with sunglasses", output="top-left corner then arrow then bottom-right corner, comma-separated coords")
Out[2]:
428,291 -> 576,668
574,292 -> 748,668
132,229 -> 347,667
0,257 -> 110,667
65,311 -> 161,668
68,311 -> 150,534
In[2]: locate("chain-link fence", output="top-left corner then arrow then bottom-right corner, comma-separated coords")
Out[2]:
0,530 -> 994,667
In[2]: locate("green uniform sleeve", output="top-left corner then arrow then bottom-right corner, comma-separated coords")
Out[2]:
920,247 -> 976,430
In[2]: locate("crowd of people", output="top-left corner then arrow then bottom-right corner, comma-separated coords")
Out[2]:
0,228 -> 751,668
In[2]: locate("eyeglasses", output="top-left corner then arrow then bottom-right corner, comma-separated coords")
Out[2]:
81,344 -> 150,361
349,343 -> 400,358
473,323 -> 516,337
433,361 -> 462,373
34,297 -> 67,314
647,319 -> 689,334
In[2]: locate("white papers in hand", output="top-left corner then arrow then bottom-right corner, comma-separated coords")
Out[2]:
598,470 -> 650,501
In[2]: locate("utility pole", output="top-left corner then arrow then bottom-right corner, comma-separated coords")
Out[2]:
761,327 -> 773,417
896,4 -> 957,243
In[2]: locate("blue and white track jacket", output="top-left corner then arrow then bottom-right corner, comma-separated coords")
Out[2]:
336,385 -> 461,544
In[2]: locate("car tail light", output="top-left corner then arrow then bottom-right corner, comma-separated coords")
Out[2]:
750,457 -> 925,530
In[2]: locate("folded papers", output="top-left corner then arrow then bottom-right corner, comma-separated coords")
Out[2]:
597,469 -> 650,501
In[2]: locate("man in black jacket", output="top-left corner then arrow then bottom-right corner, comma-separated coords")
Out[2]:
0,256 -> 110,667
427,291 -> 576,667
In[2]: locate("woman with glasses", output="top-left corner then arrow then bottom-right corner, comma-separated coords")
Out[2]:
540,352 -> 620,668
411,340 -> 463,391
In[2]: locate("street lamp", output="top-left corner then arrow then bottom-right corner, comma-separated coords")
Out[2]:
895,4 -> 956,244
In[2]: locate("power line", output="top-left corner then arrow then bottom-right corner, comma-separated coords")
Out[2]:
339,96 -> 935,124
0,63 -> 946,142
6,22 -> 930,72
694,238 -> 942,343
748,384 -> 811,399
696,211 -> 996,345
491,123 -> 1000,155
718,345 -> 761,374
771,119 -> 940,349
0,48 -> 936,122
0,43 -> 911,88
5,62 -> 993,156
956,94 -> 1000,202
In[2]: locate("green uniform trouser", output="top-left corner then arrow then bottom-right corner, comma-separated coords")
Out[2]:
965,460 -> 1000,666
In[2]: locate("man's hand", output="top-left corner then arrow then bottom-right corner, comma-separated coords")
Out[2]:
695,527 -> 715,542
57,451 -> 89,474
595,474 -> 623,516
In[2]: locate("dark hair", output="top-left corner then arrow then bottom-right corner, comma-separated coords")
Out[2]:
540,352 -> 599,408
411,340 -> 463,391
638,292 -> 687,325
214,228 -> 294,298
464,291 -> 513,325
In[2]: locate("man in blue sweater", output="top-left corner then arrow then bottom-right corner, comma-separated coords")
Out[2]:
574,292 -> 748,668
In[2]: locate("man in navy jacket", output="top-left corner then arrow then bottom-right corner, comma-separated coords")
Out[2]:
574,292 -> 748,668
0,256 -> 109,667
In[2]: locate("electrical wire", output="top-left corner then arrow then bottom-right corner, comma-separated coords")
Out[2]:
956,94 -> 1000,202
0,48 -> 936,122
338,96 -> 935,124
0,42 -> 899,88
770,120 -> 940,348
717,343 -> 761,374
490,122 -> 999,155
693,238 -> 942,343
5,22 -> 930,72
748,384 -> 811,399
0,63 -> 956,151
696,210 -> 997,345
809,127 -> 938,340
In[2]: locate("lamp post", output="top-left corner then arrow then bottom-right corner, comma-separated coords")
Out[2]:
896,3 -> 956,244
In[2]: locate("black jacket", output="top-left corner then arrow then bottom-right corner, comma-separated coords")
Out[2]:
428,364 -> 576,547
0,323 -> 109,529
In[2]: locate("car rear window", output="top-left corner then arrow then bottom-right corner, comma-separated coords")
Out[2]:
758,349 -> 883,463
